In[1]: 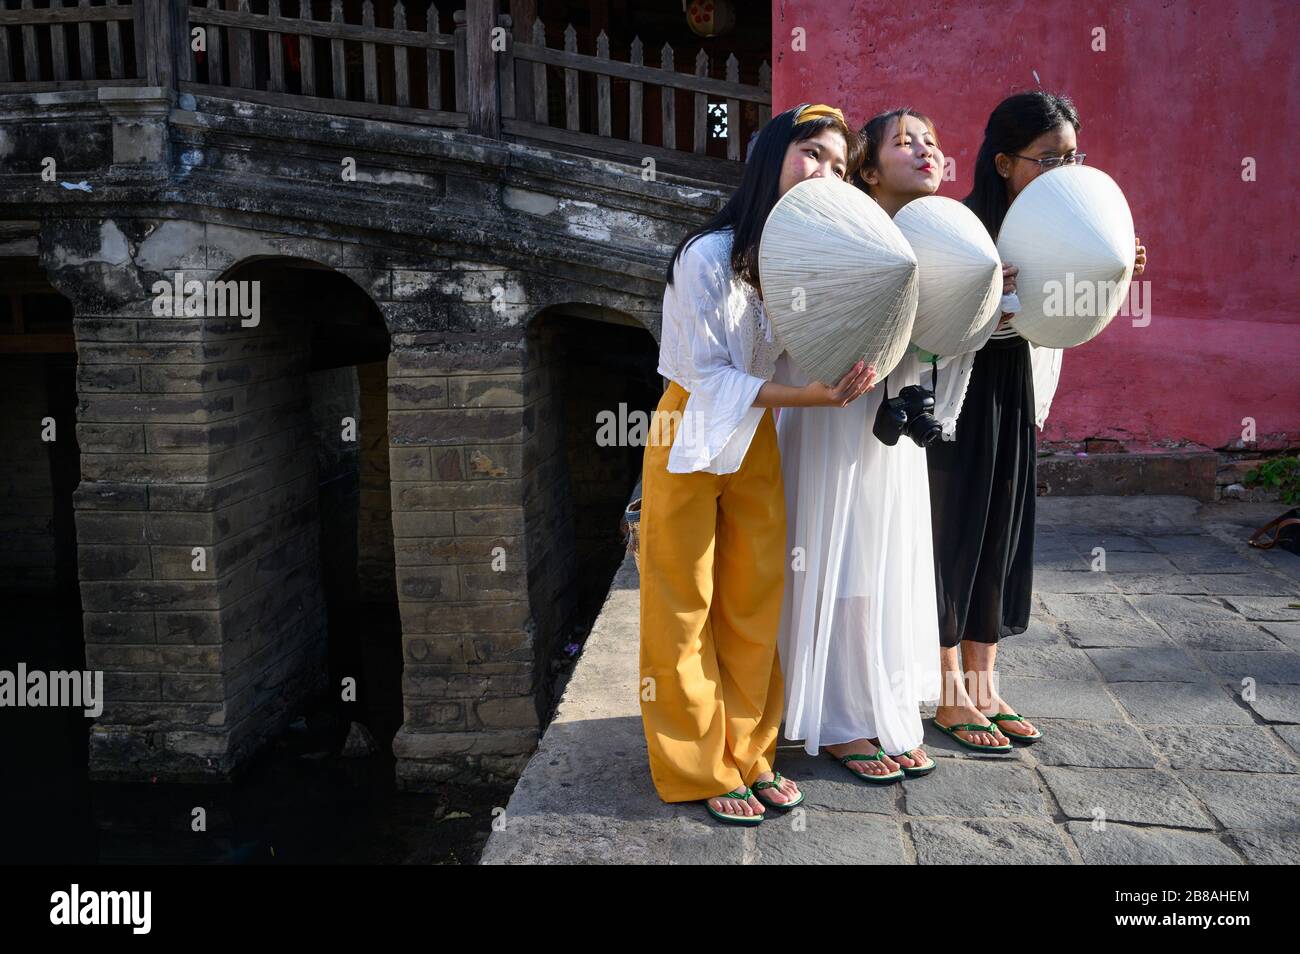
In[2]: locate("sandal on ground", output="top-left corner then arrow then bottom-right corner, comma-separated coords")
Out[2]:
891,748 -> 937,778
869,737 -> 937,778
828,748 -> 904,785
982,712 -> 1043,744
752,772 -> 805,811
705,787 -> 764,826
932,719 -> 1013,753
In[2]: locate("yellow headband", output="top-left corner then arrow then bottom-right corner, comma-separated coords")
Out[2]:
794,103 -> 847,127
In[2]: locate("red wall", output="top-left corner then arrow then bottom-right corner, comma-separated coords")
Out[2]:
772,0 -> 1299,449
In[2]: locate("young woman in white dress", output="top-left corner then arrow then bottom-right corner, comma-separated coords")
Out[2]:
776,109 -> 956,782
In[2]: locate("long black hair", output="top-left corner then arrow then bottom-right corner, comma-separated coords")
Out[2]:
665,104 -> 860,293
964,91 -> 1080,238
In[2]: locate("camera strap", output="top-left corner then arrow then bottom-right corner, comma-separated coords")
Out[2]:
881,359 -> 937,398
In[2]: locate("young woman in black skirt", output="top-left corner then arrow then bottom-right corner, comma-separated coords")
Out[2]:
928,91 -> 1147,750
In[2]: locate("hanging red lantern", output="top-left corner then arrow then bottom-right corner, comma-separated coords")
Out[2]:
686,0 -> 736,38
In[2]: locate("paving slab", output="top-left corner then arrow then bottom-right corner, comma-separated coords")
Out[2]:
1066,533 -> 1156,553
1177,771 -> 1300,832
1130,594 -> 1243,629
901,758 -> 1047,819
1141,725 -> 1300,773
752,812 -> 907,865
1198,651 -> 1300,685
1160,621 -> 1289,652
1066,822 -> 1241,865
1039,766 -> 1214,829
1039,592 -> 1148,624
1085,647 -> 1214,683
1262,621 -> 1300,652
1033,569 -> 1117,594
1060,618 -> 1176,648
1108,573 -> 1207,595
1274,724 -> 1300,756
986,675 -> 1125,722
911,819 -> 1072,864
1240,684 -> 1300,724
1031,719 -> 1159,768
995,642 -> 1100,680
1224,596 -> 1300,621
1196,573 -> 1299,596
1108,682 -> 1255,726
1227,830 -> 1300,864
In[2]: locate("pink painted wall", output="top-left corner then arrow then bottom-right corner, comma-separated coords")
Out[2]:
772,0 -> 1299,449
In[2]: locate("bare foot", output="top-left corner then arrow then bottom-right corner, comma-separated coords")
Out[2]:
979,696 -> 1039,739
934,704 -> 1009,747
752,770 -> 801,806
825,739 -> 901,778
706,789 -> 764,818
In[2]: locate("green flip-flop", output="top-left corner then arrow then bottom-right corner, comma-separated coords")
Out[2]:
705,787 -> 764,826
752,771 -> 805,810
983,712 -> 1043,744
829,748 -> 904,784
932,719 -> 1013,753
868,737 -> 937,778
891,748 -> 937,777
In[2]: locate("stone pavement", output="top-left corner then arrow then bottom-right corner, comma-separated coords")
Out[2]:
481,496 -> 1300,864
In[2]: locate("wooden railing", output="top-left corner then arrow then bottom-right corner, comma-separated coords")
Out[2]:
1,0 -> 772,180
0,0 -> 145,90
182,0 -> 465,128
502,14 -> 771,169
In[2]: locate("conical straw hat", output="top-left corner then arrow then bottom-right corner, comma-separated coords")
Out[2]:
894,195 -> 1002,356
758,177 -> 918,385
997,165 -> 1135,348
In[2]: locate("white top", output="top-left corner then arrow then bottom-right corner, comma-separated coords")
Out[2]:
929,341 -> 1063,432
657,228 -> 783,474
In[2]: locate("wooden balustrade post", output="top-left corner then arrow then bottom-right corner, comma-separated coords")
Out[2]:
138,0 -> 187,92
461,0 -> 499,138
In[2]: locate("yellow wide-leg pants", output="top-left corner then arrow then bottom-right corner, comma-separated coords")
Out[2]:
638,380 -> 786,803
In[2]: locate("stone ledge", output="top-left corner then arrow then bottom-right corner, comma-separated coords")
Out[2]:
1037,446 -> 1218,500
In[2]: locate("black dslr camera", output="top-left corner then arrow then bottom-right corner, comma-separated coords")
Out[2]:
873,376 -> 943,447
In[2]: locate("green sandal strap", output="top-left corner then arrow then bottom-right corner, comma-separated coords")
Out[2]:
715,787 -> 751,801
752,772 -> 784,792
986,713 -> 1025,724
839,751 -> 886,763
940,722 -> 998,734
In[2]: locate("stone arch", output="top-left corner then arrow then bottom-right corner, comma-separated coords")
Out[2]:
385,296 -> 659,789
39,225 -> 411,783
520,302 -> 660,714
213,255 -> 404,765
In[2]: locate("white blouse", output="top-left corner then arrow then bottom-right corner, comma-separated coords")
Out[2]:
930,342 -> 1062,433
657,228 -> 782,474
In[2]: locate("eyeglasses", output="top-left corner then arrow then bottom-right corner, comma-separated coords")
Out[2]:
1008,152 -> 1086,171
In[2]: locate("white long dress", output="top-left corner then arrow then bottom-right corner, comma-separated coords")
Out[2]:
775,350 -> 946,757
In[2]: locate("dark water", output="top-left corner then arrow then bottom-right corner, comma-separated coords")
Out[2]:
1,598 -> 511,865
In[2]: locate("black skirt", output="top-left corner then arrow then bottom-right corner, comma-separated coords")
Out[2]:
926,335 -> 1037,647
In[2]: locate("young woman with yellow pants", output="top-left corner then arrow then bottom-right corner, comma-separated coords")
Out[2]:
639,103 -> 878,825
